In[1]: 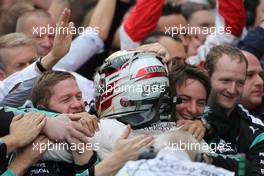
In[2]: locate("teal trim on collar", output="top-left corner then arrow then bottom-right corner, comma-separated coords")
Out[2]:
250,132 -> 264,149
2,169 -> 16,176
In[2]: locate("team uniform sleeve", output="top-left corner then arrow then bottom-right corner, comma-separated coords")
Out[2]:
186,0 -> 246,65
120,0 -> 164,50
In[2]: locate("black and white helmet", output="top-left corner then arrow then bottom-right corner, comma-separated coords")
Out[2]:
94,50 -> 170,128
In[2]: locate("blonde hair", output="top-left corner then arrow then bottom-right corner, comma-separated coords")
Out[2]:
0,32 -> 36,70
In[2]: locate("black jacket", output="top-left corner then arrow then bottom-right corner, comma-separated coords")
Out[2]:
0,108 -> 13,137
0,107 -> 96,176
205,104 -> 264,175
249,96 -> 264,122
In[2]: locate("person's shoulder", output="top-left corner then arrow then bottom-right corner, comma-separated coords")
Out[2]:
237,104 -> 264,127
99,118 -> 126,126
98,119 -> 127,136
250,99 -> 264,120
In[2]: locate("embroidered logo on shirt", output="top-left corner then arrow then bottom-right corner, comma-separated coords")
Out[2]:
249,126 -> 259,134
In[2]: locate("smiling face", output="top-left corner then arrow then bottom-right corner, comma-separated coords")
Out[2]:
188,9 -> 215,43
175,79 -> 207,120
209,55 -> 247,115
47,78 -> 85,114
21,15 -> 55,56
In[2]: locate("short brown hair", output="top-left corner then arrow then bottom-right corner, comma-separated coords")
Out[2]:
205,45 -> 248,77
170,60 -> 211,100
31,71 -> 75,107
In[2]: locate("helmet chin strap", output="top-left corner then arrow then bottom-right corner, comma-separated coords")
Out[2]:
116,99 -> 161,129
169,79 -> 183,122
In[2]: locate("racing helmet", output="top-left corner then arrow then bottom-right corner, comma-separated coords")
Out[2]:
94,50 -> 170,128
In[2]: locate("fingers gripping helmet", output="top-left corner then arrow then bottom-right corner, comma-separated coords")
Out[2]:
94,50 -> 170,129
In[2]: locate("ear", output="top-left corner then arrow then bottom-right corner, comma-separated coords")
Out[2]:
0,69 -> 7,80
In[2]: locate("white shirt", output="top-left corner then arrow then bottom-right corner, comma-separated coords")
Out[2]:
0,63 -> 40,101
54,29 -> 104,71
117,149 -> 235,176
90,119 -> 211,159
0,65 -> 95,110
43,119 -> 178,162
0,28 -> 102,106
42,119 -> 210,163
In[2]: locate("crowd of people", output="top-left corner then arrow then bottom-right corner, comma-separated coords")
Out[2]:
0,0 -> 264,175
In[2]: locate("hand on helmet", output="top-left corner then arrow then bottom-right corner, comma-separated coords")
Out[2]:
137,42 -> 171,63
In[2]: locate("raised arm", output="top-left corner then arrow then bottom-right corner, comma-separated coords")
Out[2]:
0,8 -> 74,106
120,0 -> 164,50
186,0 -> 246,66
89,0 -> 117,41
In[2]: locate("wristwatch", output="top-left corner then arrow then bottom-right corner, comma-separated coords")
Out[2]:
35,57 -> 47,73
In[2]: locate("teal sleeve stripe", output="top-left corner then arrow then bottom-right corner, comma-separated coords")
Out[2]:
3,106 -> 58,117
1,169 -> 16,176
75,170 -> 89,176
250,132 -> 264,149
